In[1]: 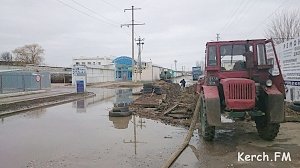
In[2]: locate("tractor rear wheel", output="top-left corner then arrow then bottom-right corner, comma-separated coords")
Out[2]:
255,116 -> 280,141
199,95 -> 215,141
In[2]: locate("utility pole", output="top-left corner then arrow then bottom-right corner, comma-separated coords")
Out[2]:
216,33 -> 220,41
174,60 -> 177,77
150,58 -> 153,81
136,37 -> 144,81
121,6 -> 145,82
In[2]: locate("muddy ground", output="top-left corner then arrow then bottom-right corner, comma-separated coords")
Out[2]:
131,80 -> 300,127
130,80 -> 300,167
131,80 -> 198,127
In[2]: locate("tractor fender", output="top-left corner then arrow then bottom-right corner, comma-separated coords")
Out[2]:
262,85 -> 284,123
202,86 -> 221,126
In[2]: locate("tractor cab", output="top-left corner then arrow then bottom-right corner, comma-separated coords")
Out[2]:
198,39 -> 285,141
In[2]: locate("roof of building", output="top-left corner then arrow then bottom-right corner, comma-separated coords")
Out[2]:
73,56 -> 113,60
113,56 -> 136,65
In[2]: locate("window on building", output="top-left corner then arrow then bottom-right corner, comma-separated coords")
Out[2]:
82,62 -> 85,65
98,62 -> 101,65
76,62 -> 79,65
93,62 -> 96,65
87,62 -> 91,65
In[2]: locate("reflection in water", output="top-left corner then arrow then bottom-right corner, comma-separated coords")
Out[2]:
109,115 -> 132,129
123,115 -> 147,155
72,88 -> 116,112
74,99 -> 86,113
115,88 -> 133,104
23,108 -> 47,119
137,118 -> 146,129
1,108 -> 47,124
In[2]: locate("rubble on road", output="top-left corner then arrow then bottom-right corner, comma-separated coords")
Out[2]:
130,80 -> 300,126
285,103 -> 300,122
130,80 -> 198,127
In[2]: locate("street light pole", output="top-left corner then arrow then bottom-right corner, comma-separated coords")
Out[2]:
150,59 -> 153,81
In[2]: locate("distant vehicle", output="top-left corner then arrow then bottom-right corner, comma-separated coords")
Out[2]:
192,66 -> 202,81
160,70 -> 172,80
196,39 -> 285,141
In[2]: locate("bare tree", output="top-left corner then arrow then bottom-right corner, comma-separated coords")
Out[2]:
265,10 -> 300,44
12,44 -> 44,65
1,51 -> 13,62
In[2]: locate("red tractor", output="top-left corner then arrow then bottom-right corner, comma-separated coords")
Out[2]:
197,39 -> 285,141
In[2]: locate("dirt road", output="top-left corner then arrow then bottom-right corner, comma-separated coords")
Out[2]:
170,121 -> 300,168
130,79 -> 300,167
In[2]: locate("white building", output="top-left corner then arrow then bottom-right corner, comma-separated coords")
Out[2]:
132,61 -> 163,81
72,56 -> 115,84
72,56 -> 168,83
73,56 -> 113,67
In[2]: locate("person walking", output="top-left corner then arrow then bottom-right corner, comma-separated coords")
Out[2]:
180,79 -> 186,90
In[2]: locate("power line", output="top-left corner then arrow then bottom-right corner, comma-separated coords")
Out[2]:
54,0 -> 132,37
68,0 -> 120,26
224,0 -> 257,35
55,0 -> 119,27
223,1 -> 252,35
98,0 -> 122,11
220,0 -> 248,34
247,0 -> 290,37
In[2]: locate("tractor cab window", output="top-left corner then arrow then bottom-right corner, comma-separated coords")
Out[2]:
265,42 -> 280,76
257,44 -> 267,65
208,46 -> 217,66
220,44 -> 252,71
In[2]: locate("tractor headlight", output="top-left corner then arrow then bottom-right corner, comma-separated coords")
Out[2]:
266,79 -> 272,87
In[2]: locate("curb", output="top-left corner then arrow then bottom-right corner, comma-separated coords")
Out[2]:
0,90 -> 48,99
0,92 -> 95,117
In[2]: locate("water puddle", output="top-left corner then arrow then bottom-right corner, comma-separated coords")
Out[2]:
0,87 -> 187,168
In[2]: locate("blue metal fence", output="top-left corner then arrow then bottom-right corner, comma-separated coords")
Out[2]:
0,71 -> 51,94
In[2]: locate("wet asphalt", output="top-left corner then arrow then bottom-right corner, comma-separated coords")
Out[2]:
0,87 -> 189,168
0,84 -> 300,168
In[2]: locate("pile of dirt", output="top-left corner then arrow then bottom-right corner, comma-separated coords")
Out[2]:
284,103 -> 300,122
130,80 -> 198,127
130,80 -> 300,125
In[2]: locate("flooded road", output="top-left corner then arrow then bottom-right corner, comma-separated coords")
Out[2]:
1,87 -> 300,168
0,88 -> 188,168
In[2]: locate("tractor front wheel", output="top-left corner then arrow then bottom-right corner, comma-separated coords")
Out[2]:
255,116 -> 280,141
199,96 -> 215,141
